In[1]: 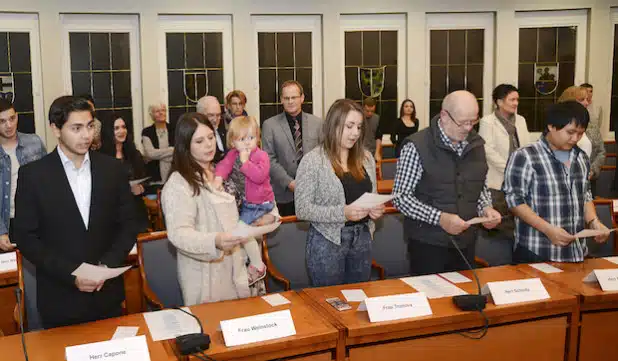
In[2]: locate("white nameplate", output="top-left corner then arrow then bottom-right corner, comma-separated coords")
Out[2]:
65,335 -> 150,361
582,269 -> 618,291
481,278 -> 550,305
603,256 -> 618,265
0,251 -> 17,273
365,293 -> 432,323
220,310 -> 296,347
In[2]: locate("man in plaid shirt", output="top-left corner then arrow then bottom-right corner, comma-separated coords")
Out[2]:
503,101 -> 609,263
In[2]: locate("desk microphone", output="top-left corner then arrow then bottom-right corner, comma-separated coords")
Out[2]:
14,287 -> 29,361
172,307 -> 212,359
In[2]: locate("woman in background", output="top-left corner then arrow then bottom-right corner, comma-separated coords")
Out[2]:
376,99 -> 419,160
223,90 -> 248,130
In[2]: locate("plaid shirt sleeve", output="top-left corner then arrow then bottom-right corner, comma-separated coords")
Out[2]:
502,149 -> 532,208
392,142 -> 442,226
477,184 -> 492,215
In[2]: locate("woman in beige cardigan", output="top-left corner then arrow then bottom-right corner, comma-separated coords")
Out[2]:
161,112 -> 271,305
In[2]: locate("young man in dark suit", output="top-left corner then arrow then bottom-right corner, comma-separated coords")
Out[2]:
14,95 -> 138,329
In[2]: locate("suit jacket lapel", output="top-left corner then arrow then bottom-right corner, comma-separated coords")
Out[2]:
279,113 -> 295,150
87,153 -> 101,232
50,149 -> 87,232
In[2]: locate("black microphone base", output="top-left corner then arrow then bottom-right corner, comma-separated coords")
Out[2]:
176,333 -> 211,355
453,294 -> 487,311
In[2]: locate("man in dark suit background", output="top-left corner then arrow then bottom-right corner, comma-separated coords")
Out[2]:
14,95 -> 137,329
197,95 -> 227,162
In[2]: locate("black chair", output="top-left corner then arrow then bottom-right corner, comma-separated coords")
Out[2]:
594,167 -> 617,199
604,141 -> 616,154
588,201 -> 616,257
371,210 -> 410,278
15,251 -> 42,332
137,232 -> 184,310
379,159 -> 398,180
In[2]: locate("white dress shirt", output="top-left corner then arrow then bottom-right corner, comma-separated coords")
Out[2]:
57,145 -> 92,228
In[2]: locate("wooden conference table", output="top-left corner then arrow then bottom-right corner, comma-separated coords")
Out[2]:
376,180 -> 393,194
0,291 -> 339,361
517,257 -> 618,361
301,265 -> 578,361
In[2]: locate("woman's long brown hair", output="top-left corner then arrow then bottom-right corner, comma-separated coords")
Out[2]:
322,99 -> 367,181
169,112 -> 215,196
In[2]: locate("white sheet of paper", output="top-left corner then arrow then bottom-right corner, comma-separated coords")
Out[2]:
349,192 -> 396,209
438,272 -> 472,284
220,310 -> 296,347
65,335 -> 150,361
603,256 -> 618,265
0,251 -> 17,273
111,326 -> 139,340
465,215 -> 501,225
143,307 -> 200,342
481,278 -> 550,305
365,293 -> 433,323
129,177 -> 150,187
400,275 -> 467,299
341,289 -> 368,302
583,269 -> 618,291
230,221 -> 281,238
574,228 -> 617,238
529,263 -> 563,274
71,263 -> 132,283
262,294 -> 291,307
129,244 -> 137,256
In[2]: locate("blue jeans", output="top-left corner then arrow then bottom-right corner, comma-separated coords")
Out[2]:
239,201 -> 274,225
306,223 -> 372,287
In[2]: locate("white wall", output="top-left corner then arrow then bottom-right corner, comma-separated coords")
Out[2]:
0,0 -> 616,147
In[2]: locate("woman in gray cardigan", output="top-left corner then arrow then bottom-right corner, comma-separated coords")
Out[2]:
295,99 -> 385,286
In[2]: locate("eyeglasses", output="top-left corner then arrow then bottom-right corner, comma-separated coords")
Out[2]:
444,110 -> 479,128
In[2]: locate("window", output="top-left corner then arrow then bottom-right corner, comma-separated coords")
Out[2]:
514,11 -> 587,133
252,15 -> 322,125
340,14 -> 406,135
61,14 -> 142,142
426,13 -> 494,122
0,14 -> 44,138
158,15 -> 233,126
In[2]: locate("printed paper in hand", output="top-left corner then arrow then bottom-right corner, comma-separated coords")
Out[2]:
401,275 -> 467,299
466,215 -> 501,225
231,221 -> 281,238
439,271 -> 472,284
129,177 -> 150,187
341,289 -> 368,302
143,307 -> 200,342
0,252 -> 17,273
262,294 -> 291,307
349,193 -> 396,209
111,326 -> 139,340
574,228 -> 617,238
529,263 -> 563,274
71,263 -> 131,283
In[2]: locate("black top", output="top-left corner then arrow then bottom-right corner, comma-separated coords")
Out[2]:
392,118 -> 419,156
285,111 -> 303,141
340,168 -> 371,225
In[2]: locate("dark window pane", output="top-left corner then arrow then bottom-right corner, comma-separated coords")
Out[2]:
449,30 -> 466,65
295,32 -> 312,67
90,33 -> 111,70
535,98 -> 554,132
259,69 -> 277,103
519,28 -> 537,63
380,101 -> 397,133
204,33 -> 223,68
362,31 -> 380,67
185,33 -> 204,69
518,98 -> 535,129
196,74 -> 208,102
296,68 -> 312,102
258,33 -> 276,67
167,70 -> 186,107
277,68 -> 295,93
382,66 -> 397,100
69,33 -> 90,71
260,105 -> 279,125
430,66 -> 447,99
557,27 -> 576,62
429,100 -> 442,119
92,72 -> 112,108
71,71 -> 92,97
166,33 -> 185,69
112,71 -> 132,108
466,29 -> 484,64
0,33 -> 8,73
184,73 -> 205,103
557,62 -> 575,96
538,28 -> 557,63
111,33 -> 130,70
345,66 -> 362,100
381,31 -> 397,65
208,69 -> 224,104
518,63 -> 535,98
467,64 -> 483,98
448,65 -> 465,92
17,112 -> 34,134
9,33 -> 31,72
277,32 -> 294,67
13,73 -> 33,112
430,30 -> 447,65
301,103 -> 313,115
345,31 -> 362,66
169,107 -> 186,129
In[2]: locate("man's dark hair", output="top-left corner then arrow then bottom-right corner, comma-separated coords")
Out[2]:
78,94 -> 95,107
363,97 -> 377,107
492,84 -> 519,106
545,101 -> 589,134
580,83 -> 593,89
48,96 -> 94,129
0,98 -> 15,114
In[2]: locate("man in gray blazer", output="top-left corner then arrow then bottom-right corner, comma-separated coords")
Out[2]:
261,80 -> 322,216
